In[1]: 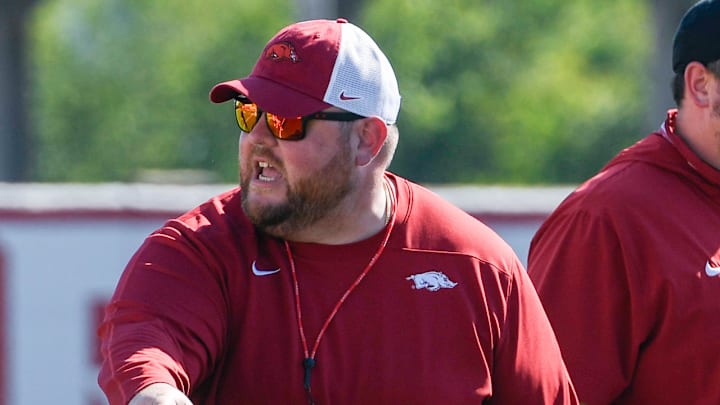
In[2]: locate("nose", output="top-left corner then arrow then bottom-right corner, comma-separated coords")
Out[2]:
244,113 -> 278,146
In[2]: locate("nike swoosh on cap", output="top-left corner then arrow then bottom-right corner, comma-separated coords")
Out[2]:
339,91 -> 360,101
252,261 -> 281,276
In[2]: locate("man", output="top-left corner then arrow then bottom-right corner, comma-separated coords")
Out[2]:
527,1 -> 720,403
98,18 -> 577,404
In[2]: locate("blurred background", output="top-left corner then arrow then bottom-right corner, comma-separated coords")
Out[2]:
0,0 -> 698,404
1,0 -> 695,185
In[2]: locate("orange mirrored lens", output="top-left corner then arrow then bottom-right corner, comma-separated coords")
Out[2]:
234,99 -> 306,140
235,101 -> 259,132
267,114 -> 304,140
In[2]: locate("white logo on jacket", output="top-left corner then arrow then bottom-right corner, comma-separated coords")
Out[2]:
406,271 -> 458,292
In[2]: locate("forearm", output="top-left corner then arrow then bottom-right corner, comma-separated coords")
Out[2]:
98,340 -> 190,405
127,383 -> 194,405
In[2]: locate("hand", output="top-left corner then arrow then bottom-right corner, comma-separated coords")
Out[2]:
128,383 -> 194,405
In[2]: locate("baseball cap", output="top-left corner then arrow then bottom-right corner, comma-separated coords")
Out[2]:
672,0 -> 720,73
210,18 -> 401,125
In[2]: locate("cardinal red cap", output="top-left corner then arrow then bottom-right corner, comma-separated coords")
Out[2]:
210,18 -> 401,124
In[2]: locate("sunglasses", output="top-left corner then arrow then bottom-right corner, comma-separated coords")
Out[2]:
234,97 -> 365,141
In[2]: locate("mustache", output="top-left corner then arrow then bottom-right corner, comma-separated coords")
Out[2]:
245,145 -> 283,170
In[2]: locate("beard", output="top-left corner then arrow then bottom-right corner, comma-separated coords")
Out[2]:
240,138 -> 354,238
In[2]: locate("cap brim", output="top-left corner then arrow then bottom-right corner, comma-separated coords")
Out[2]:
209,76 -> 331,118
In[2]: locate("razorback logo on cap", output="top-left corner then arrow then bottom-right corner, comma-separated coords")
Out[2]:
265,42 -> 301,63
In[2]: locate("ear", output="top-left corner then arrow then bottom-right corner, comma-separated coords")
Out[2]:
684,61 -> 714,108
354,117 -> 388,167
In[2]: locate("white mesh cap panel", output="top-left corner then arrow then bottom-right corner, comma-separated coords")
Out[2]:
323,23 -> 401,124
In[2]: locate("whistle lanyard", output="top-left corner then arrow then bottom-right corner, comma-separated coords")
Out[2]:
284,180 -> 396,404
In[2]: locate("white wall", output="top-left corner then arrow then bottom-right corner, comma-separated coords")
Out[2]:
0,217 -> 165,405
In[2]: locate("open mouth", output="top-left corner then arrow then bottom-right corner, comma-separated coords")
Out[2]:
257,160 -> 280,182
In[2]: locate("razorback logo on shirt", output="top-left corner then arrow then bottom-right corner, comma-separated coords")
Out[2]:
406,271 -> 458,292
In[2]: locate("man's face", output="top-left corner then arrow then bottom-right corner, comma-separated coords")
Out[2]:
712,69 -> 720,118
238,115 -> 356,238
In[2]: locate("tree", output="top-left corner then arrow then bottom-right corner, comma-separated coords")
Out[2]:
294,0 -> 364,20
0,0 -> 38,181
0,0 -> 360,183
646,0 -> 696,131
22,0 -> 695,185
364,0 -> 652,184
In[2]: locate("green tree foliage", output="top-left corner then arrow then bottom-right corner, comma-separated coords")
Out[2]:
364,0 -> 651,184
30,0 -> 651,184
31,0 -> 291,182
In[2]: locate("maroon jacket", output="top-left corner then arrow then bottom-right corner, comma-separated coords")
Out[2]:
529,110 -> 720,403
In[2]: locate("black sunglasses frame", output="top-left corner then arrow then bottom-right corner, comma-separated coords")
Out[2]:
234,97 -> 365,141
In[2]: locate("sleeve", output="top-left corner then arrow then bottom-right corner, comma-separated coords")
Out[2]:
97,223 -> 229,405
527,209 -> 638,403
487,259 -> 579,404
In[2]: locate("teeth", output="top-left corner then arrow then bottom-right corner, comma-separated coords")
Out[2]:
257,160 -> 275,182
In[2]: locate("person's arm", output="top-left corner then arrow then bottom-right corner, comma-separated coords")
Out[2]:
528,209 -> 639,403
127,383 -> 193,405
487,260 -> 579,404
98,223 -> 229,404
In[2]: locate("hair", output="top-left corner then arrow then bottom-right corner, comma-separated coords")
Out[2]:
378,124 -> 399,170
672,59 -> 720,106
